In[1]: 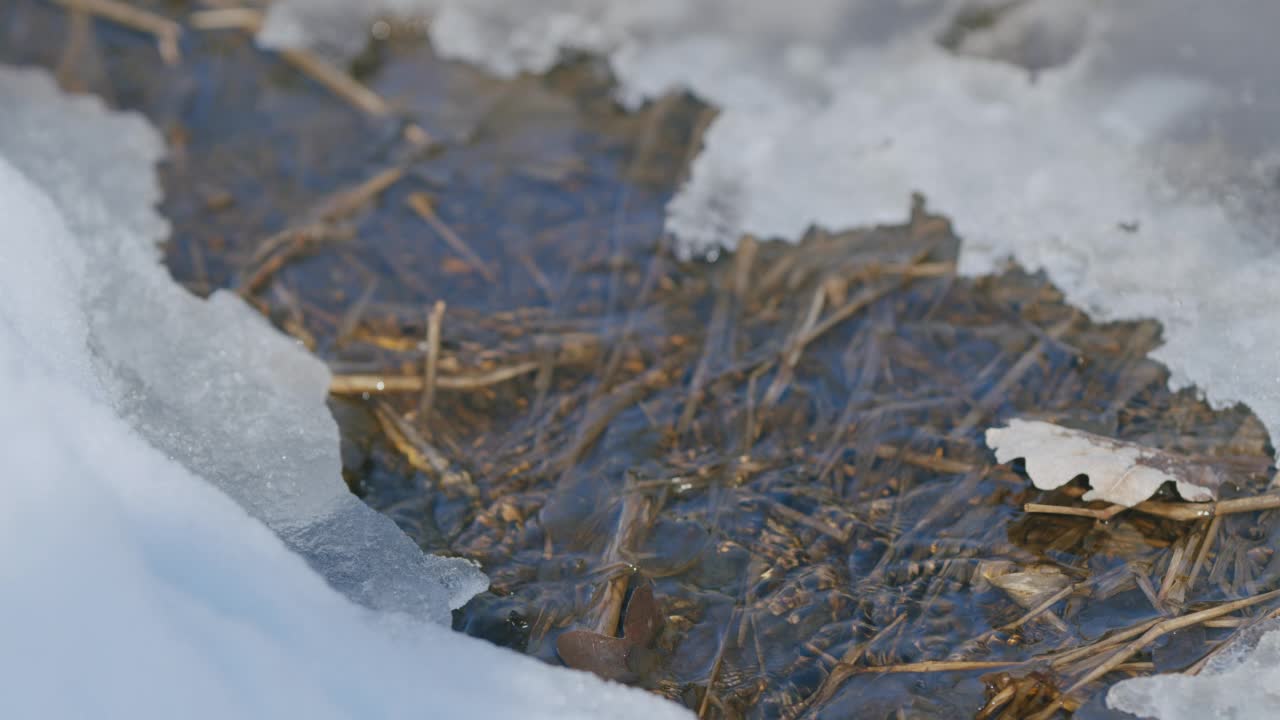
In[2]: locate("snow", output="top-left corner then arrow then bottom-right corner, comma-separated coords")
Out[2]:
0,65 -> 690,719
254,1 -> 1280,717
1107,618 -> 1280,719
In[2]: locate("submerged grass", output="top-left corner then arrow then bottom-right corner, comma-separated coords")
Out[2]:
7,2 -> 1280,718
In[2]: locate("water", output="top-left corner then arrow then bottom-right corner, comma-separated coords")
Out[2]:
5,3 -> 1277,717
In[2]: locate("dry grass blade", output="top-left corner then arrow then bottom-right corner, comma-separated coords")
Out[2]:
55,0 -> 181,64
875,445 -> 977,474
420,300 -> 446,419
238,224 -> 354,294
998,583 -> 1076,633
187,7 -> 262,30
282,43 -> 392,117
799,614 -> 907,716
407,193 -> 497,283
1023,503 -> 1125,520
187,6 -> 404,122
951,315 -> 1075,438
591,491 -> 651,636
316,167 -> 404,222
370,400 -> 450,477
1030,588 -> 1280,718
1045,618 -> 1162,670
678,237 -> 756,434
854,660 -> 1022,674
330,363 -> 543,394
1026,493 -> 1280,522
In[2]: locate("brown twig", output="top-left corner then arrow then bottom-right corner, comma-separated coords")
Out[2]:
371,400 -> 449,477
998,583 -> 1076,633
951,313 -> 1076,438
187,7 -> 261,30
238,224 -> 354,294
407,193 -> 497,283
591,489 -> 651,636
1025,493 -> 1280,522
699,608 -> 742,719
316,167 -> 405,222
280,49 -> 393,116
1032,588 -> 1280,718
853,660 -> 1022,674
1023,502 -> 1126,520
54,0 -> 180,64
330,363 -> 543,394
420,300 -> 445,419
188,5 -> 421,134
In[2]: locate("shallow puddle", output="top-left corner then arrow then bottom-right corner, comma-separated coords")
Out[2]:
6,3 -> 1278,718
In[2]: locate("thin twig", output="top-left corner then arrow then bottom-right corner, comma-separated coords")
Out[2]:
54,0 -> 180,64
188,6 -> 411,126
370,401 -> 448,476
187,7 -> 261,30
316,167 -> 404,222
1046,618 -> 1162,670
592,489 -> 650,636
1023,503 -> 1126,520
420,300 -> 445,419
1185,515 -> 1222,596
280,47 -> 391,117
998,583 -> 1076,633
951,313 -> 1076,438
334,278 -> 379,346
330,362 -> 542,394
853,660 -> 1022,674
1025,493 -> 1280,522
407,193 -> 497,283
238,224 -> 354,294
699,608 -> 741,719
1034,589 -> 1280,718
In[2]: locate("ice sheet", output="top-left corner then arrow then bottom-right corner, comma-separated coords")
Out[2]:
0,64 -> 691,718
0,67 -> 486,623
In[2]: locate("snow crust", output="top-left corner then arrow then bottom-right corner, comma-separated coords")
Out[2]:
255,2 -> 1280,717
1107,619 -> 1280,720
0,66 -> 690,719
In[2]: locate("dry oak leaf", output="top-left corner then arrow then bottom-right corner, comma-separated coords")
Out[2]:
985,419 -> 1222,507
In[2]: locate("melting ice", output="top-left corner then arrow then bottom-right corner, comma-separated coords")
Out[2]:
0,66 -> 690,719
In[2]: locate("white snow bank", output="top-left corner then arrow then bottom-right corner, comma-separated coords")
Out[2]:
0,66 -> 690,719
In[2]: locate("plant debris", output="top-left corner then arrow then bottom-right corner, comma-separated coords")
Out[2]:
557,580 -> 667,684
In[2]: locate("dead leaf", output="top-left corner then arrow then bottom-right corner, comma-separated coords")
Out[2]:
556,580 -> 666,684
978,560 -> 1072,608
556,630 -> 637,683
986,419 -> 1222,507
622,582 -> 663,647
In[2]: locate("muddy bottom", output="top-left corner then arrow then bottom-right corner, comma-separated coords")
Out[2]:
6,3 -> 1279,718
